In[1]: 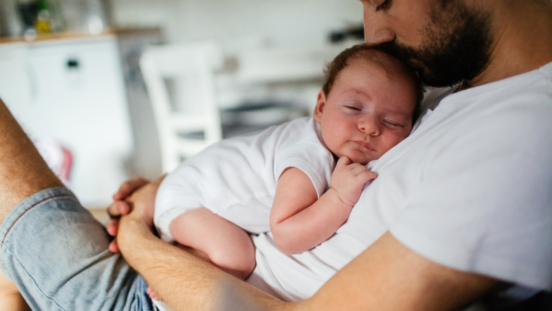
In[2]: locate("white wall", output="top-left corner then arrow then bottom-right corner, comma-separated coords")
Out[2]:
108,0 -> 364,184
110,0 -> 363,49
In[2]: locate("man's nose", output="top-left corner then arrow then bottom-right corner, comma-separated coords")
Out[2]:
359,117 -> 380,136
363,5 -> 396,45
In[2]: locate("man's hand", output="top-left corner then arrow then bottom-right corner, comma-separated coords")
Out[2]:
330,156 -> 377,207
106,176 -> 163,252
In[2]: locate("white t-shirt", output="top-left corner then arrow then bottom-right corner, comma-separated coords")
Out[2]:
154,117 -> 335,242
248,62 -> 552,301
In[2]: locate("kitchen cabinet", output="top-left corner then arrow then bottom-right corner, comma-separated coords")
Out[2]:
0,35 -> 133,208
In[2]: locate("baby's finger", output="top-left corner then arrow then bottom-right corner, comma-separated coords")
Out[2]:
358,171 -> 378,183
349,164 -> 369,175
112,176 -> 149,200
336,156 -> 352,168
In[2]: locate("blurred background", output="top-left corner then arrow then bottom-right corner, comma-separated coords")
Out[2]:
0,0 -> 364,208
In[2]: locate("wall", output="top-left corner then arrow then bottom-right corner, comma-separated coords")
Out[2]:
110,0 -> 363,49
107,0 -> 364,181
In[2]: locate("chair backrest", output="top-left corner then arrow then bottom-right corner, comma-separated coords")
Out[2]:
140,42 -> 223,173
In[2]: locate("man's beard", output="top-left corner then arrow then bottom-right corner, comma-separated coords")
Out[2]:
379,0 -> 493,87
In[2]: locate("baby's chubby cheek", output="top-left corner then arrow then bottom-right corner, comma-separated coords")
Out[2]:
378,133 -> 409,155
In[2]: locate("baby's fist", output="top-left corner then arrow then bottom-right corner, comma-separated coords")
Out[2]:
330,156 -> 377,206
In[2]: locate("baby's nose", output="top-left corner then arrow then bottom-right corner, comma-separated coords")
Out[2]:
358,118 -> 380,135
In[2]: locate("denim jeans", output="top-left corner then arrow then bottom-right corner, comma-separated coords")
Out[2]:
0,187 -> 155,310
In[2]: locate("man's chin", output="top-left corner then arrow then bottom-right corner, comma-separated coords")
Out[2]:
418,70 -> 463,88
403,61 -> 462,87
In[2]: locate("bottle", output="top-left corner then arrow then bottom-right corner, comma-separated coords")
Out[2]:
17,0 -> 39,39
35,0 -> 52,34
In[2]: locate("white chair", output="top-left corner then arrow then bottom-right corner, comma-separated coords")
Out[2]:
140,42 -> 224,173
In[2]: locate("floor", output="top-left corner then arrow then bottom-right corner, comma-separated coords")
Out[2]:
89,208 -> 110,225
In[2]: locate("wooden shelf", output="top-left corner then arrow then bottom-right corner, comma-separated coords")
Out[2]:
0,27 -> 161,45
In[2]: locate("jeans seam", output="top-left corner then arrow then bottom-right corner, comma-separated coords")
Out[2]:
1,194 -> 76,246
4,247 -> 67,311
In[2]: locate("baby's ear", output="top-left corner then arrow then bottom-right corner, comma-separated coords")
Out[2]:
313,90 -> 326,122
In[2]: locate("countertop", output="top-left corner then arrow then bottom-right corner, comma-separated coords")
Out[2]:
0,27 -> 162,45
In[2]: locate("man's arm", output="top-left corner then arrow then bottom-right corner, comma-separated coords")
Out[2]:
302,232 -> 498,311
116,181 -> 498,311
119,214 -> 286,310
0,272 -> 31,311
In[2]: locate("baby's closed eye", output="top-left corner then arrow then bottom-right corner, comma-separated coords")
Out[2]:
382,119 -> 403,127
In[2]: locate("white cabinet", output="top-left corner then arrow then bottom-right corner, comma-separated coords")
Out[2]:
0,36 -> 133,208
0,43 -> 36,131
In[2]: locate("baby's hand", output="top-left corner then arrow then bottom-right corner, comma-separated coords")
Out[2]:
330,156 -> 378,207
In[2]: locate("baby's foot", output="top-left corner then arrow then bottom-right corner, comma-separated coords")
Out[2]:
147,286 -> 159,301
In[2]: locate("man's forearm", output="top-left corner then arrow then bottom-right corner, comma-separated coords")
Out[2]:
118,215 -> 288,311
0,272 -> 30,311
116,201 -> 497,311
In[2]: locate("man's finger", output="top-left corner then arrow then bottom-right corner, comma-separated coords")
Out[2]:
108,239 -> 120,253
107,201 -> 130,218
112,177 -> 149,200
106,218 -> 119,236
112,176 -> 148,200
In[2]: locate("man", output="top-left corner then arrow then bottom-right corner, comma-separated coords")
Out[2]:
1,0 -> 551,310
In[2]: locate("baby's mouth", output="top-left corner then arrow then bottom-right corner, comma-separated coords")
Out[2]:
353,140 -> 375,152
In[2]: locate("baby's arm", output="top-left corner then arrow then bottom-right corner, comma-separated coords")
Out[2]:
270,156 -> 377,255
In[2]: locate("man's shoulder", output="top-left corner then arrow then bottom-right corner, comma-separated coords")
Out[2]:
423,63 -> 552,112
407,73 -> 552,166
421,87 -> 456,111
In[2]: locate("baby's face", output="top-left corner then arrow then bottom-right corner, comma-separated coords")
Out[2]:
314,58 -> 417,165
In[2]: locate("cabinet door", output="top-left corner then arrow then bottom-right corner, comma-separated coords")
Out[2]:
0,43 -> 40,136
27,37 -> 134,207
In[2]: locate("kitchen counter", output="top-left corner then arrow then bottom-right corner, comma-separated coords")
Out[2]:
0,27 -> 161,44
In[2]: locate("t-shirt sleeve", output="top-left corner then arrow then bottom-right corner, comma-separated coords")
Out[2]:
390,104 -> 552,291
274,143 -> 335,198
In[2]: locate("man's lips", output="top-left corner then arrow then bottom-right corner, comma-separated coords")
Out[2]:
354,140 -> 376,152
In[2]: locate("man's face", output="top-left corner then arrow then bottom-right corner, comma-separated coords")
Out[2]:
361,0 -> 493,87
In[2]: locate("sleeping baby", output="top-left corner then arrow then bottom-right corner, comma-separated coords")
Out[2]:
150,44 -> 422,298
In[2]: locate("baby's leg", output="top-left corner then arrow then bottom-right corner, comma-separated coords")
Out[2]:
169,207 -> 256,280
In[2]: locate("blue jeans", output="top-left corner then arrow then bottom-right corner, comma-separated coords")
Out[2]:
0,187 -> 156,310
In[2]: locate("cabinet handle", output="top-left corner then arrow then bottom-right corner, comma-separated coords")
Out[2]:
67,59 -> 80,69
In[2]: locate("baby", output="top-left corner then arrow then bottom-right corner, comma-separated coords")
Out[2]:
152,44 -> 422,289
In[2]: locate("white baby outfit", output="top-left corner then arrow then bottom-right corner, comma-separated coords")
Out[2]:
154,117 -> 335,242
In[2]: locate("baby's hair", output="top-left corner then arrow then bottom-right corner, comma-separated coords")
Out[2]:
322,44 -> 425,124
